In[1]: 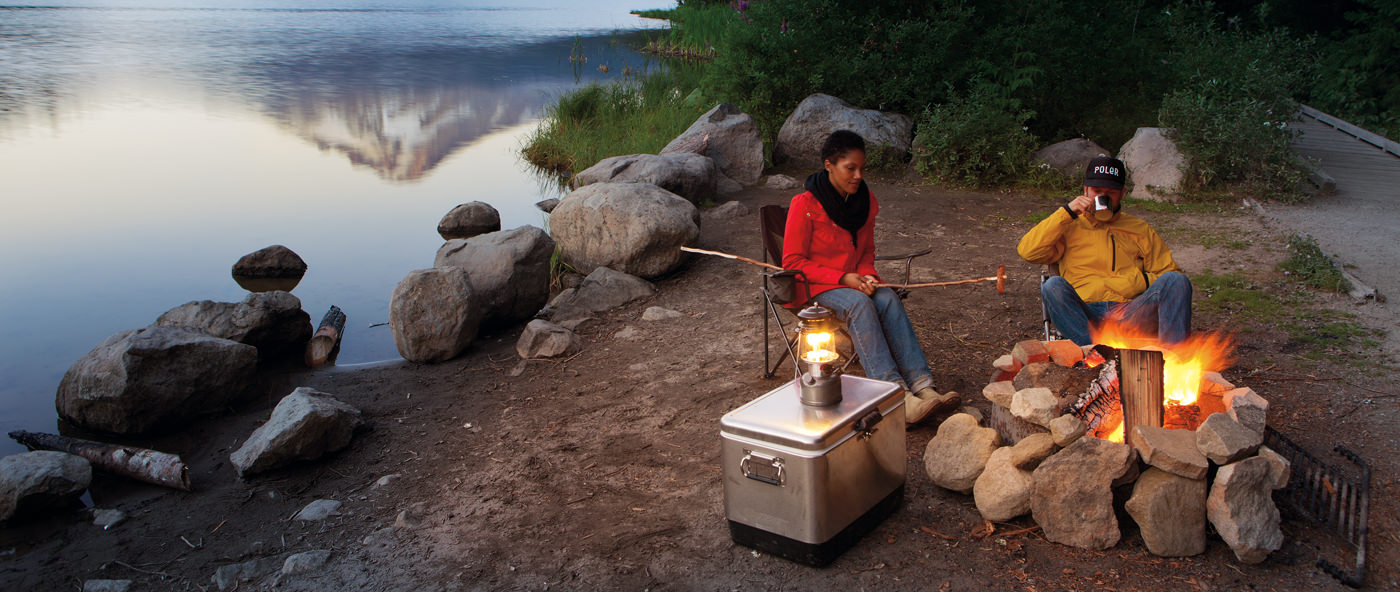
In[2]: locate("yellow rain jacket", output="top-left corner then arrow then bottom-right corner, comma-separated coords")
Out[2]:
1017,206 -> 1181,303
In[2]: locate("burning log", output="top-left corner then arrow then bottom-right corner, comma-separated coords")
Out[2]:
8,430 -> 191,491
305,305 -> 346,367
1119,348 -> 1165,441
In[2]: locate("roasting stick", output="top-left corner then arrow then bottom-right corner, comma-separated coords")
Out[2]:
681,247 -> 1006,293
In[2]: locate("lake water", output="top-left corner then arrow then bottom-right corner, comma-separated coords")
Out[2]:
0,0 -> 672,455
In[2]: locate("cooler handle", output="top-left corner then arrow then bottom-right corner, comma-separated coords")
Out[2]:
740,450 -> 785,486
853,408 -> 883,440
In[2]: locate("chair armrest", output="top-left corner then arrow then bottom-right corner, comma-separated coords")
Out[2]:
874,248 -> 933,261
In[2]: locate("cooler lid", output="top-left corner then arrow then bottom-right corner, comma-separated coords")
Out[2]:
720,375 -> 902,452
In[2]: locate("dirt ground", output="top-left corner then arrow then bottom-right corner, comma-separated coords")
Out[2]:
3,171 -> 1398,591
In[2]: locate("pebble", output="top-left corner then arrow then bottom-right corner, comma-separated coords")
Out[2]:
293,499 -> 342,521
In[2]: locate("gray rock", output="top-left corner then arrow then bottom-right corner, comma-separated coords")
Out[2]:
83,580 -> 133,592
570,152 -> 718,204
774,94 -> 913,168
716,174 -> 743,195
1010,387 -> 1058,428
1032,138 -> 1111,178
923,413 -> 1001,494
764,174 -> 801,190
973,446 -> 1034,522
703,200 -> 750,221
641,306 -> 685,321
91,508 -> 127,529
1207,456 -> 1283,563
1117,127 -> 1184,202
545,267 -> 656,322
293,499 -> 342,521
550,183 -> 700,279
661,103 -> 765,186
1224,387 -> 1269,435
231,388 -> 362,477
982,381 -> 1015,408
1048,414 -> 1086,447
156,290 -> 312,356
1257,446 -> 1291,490
1196,413 -> 1262,465
1131,425 -> 1209,480
434,226 -> 555,326
281,549 -> 332,575
1126,467 -> 1207,557
213,555 -> 285,590
394,502 -> 428,529
516,319 -> 579,359
0,451 -> 91,521
437,201 -> 501,240
232,245 -> 306,279
1031,437 -> 1136,550
535,198 -> 560,213
57,325 -> 259,434
373,474 -> 401,489
389,267 -> 481,363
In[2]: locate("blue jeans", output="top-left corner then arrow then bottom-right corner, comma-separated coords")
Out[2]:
813,287 -> 934,392
1041,271 -> 1193,346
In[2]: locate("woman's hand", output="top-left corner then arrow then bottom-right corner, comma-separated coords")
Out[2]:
841,273 -> 878,296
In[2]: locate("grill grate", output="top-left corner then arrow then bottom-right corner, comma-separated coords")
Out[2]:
1263,425 -> 1369,588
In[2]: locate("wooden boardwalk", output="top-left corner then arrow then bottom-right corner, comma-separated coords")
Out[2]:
1270,105 -> 1400,308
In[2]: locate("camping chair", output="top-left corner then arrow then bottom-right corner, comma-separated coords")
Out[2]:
1040,262 -> 1063,341
759,204 -> 932,379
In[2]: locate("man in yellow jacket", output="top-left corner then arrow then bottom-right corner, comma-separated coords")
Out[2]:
1017,156 -> 1192,346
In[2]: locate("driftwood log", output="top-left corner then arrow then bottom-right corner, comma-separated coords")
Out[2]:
305,305 -> 346,367
8,430 -> 191,491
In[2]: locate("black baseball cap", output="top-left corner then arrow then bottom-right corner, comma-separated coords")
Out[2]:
1084,156 -> 1126,190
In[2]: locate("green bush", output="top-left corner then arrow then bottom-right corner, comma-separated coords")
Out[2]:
1278,234 -> 1351,293
911,84 -> 1042,188
1156,5 -> 1318,199
1310,0 -> 1400,142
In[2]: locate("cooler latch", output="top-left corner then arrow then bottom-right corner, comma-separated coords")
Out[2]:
853,409 -> 883,441
740,450 -> 785,486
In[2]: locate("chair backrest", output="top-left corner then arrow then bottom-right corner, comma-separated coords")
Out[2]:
759,205 -> 788,266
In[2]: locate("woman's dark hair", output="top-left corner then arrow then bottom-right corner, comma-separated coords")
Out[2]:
820,130 -> 866,164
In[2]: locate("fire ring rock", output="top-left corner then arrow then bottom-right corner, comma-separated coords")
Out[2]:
923,413 -> 1001,494
57,325 -> 259,435
1207,456 -> 1284,563
231,388 -> 362,478
972,434 -> 1055,522
1030,437 -> 1137,550
1195,412 -> 1262,465
1126,467 -> 1207,557
0,451 -> 92,521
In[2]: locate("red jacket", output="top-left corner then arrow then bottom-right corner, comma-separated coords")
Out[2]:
781,190 -> 880,306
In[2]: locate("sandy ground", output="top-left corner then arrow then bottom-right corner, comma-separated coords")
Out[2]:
3,172 -> 1398,591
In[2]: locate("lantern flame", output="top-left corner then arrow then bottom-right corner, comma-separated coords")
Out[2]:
802,331 -> 838,363
1090,315 -> 1235,407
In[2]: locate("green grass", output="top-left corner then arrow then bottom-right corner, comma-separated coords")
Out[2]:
1193,270 -> 1383,363
1284,308 -> 1381,356
1278,233 -> 1352,293
1122,196 -> 1241,215
633,4 -> 734,59
521,64 -> 707,176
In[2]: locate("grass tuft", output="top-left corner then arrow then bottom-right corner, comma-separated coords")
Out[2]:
1278,234 -> 1351,293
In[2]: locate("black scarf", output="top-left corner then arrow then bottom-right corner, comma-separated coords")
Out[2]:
805,170 -> 870,247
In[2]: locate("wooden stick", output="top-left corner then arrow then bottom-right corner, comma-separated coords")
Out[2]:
8,430 -> 191,491
679,246 -> 782,270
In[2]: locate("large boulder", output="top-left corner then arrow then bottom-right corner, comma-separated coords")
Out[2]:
1118,127 -> 1185,202
549,182 -> 699,279
544,267 -> 656,322
232,245 -> 307,280
1126,467 -> 1207,556
57,326 -> 259,434
774,94 -> 913,168
0,451 -> 92,521
230,388 -> 362,477
156,291 -> 312,357
1033,138 -> 1111,179
1031,437 -> 1137,550
661,103 -> 765,186
923,413 -> 1002,494
388,267 -> 481,363
437,201 -> 501,240
569,152 -> 718,204
434,226 -> 555,326
1207,456 -> 1285,563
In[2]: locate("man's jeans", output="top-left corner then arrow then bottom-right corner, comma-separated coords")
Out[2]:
813,287 -> 935,392
1041,271 -> 1193,346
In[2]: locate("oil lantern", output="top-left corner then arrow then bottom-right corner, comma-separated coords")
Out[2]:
795,304 -> 842,406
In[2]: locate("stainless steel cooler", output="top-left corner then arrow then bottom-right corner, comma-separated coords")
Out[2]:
720,375 -> 905,566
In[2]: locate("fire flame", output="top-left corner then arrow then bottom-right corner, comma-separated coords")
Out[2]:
1090,316 -> 1235,407
802,331 -> 838,363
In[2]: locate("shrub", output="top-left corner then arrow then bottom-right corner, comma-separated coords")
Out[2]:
911,84 -> 1041,188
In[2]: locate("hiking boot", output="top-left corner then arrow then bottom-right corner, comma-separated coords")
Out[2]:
905,387 -> 960,425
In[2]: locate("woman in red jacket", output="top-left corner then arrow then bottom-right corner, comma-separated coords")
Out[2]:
782,130 -> 958,424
